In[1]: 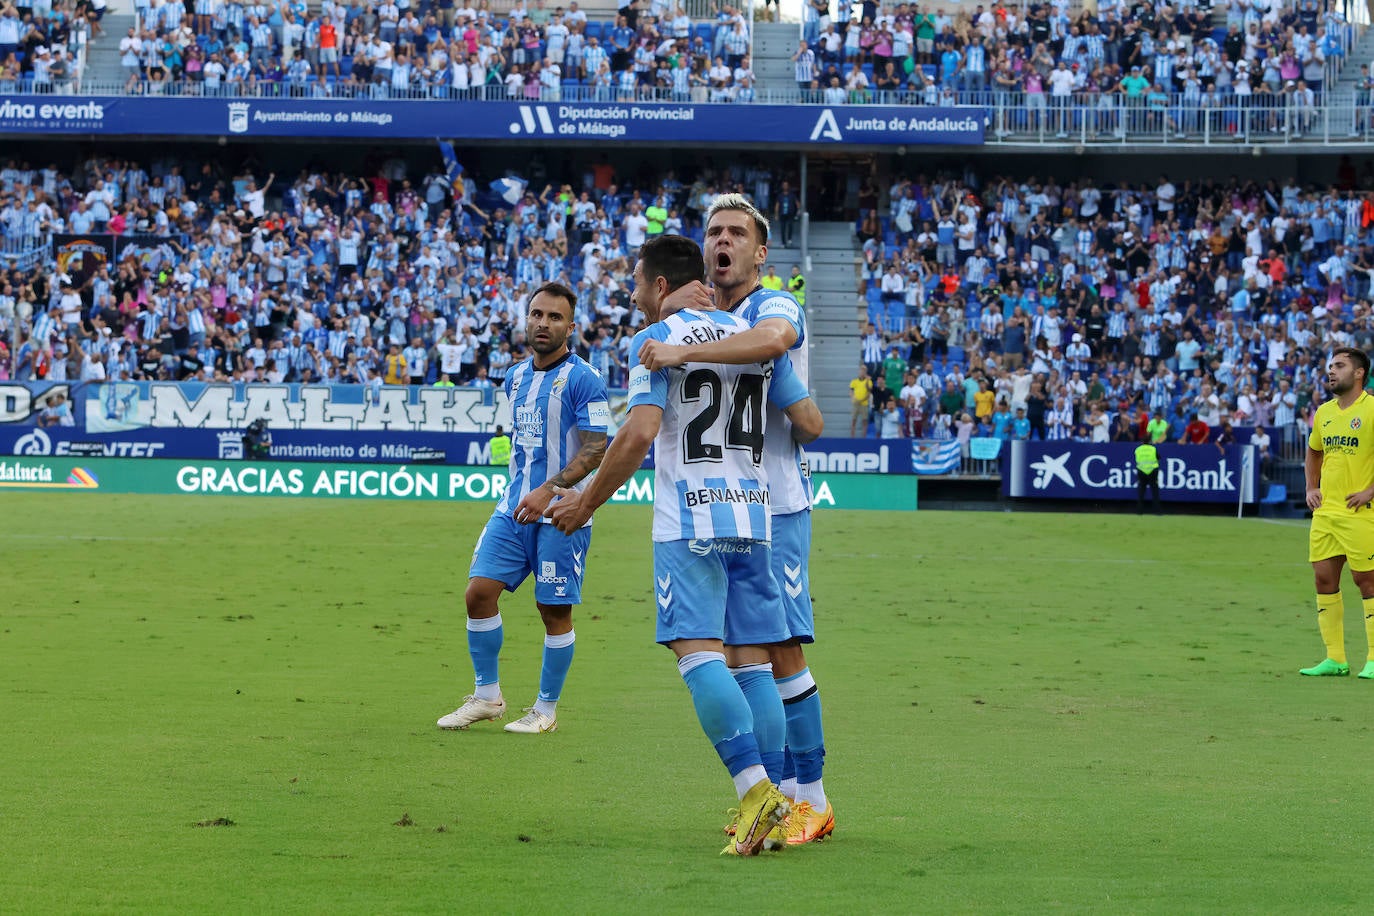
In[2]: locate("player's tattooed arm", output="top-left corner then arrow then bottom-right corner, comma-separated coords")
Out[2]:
514,429 -> 607,524
547,428 -> 608,489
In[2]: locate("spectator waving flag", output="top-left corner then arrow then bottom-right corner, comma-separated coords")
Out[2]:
911,439 -> 961,475
490,175 -> 529,206
436,140 -> 465,200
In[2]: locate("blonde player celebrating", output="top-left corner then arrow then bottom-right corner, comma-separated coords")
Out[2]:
639,194 -> 835,844
548,235 -> 823,855
1302,347 -> 1374,678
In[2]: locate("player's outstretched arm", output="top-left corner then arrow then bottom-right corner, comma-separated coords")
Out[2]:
547,405 -> 662,534
514,428 -> 608,524
786,397 -> 824,444
639,317 -> 797,371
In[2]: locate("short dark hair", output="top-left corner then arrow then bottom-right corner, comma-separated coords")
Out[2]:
528,281 -> 577,316
639,234 -> 705,294
1333,346 -> 1371,385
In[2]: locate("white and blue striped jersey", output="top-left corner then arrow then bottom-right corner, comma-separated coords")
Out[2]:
734,287 -> 813,516
628,308 -> 810,543
495,351 -> 610,527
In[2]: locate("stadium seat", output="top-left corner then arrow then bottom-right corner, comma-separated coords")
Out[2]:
1259,483 -> 1288,517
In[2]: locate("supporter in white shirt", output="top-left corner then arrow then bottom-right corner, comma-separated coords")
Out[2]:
622,203 -> 648,252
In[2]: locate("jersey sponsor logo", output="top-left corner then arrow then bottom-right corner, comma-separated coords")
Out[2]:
515,404 -> 544,443
536,559 -> 569,584
586,401 -> 611,426
756,297 -> 802,326
1323,434 -> 1361,449
682,487 -> 769,507
688,538 -> 754,555
628,365 -> 651,398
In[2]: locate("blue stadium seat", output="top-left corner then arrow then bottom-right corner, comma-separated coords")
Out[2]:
694,22 -> 712,43
1259,483 -> 1288,517
584,20 -> 602,41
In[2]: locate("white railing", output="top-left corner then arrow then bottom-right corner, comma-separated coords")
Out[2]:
0,236 -> 53,273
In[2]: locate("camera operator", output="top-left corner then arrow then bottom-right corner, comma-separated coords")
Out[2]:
242,418 -> 272,460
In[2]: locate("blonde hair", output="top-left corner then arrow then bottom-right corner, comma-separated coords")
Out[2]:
705,192 -> 771,245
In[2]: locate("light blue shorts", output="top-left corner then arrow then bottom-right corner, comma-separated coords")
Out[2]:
772,510 -> 815,643
653,538 -> 787,647
469,513 -> 591,605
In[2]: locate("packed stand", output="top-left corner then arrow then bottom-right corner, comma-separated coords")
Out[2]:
0,153 -> 793,391
0,0 -> 99,92
849,164 -> 1374,464
83,0 -> 760,100
792,0 -> 1356,132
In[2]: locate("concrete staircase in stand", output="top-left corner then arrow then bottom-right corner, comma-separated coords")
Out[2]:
751,20 -> 800,93
803,220 -> 864,438
81,13 -> 137,89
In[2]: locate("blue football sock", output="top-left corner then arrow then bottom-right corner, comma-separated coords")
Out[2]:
733,663 -> 785,785
777,667 -> 826,784
534,630 -> 575,717
678,651 -> 761,778
467,613 -> 503,699
781,747 -> 796,783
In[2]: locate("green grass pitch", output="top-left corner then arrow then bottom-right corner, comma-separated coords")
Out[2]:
0,495 -> 1367,913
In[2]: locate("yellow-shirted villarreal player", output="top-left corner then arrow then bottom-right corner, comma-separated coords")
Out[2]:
1302,347 -> 1374,678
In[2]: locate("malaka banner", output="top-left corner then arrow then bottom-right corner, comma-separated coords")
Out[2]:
0,457 -> 917,510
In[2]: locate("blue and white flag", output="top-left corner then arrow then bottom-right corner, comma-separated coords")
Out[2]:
911,438 -> 961,475
489,175 -> 529,206
436,140 -> 465,197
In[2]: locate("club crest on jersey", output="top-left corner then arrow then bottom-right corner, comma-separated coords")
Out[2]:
552,377 -> 567,395
1353,417 -> 1363,430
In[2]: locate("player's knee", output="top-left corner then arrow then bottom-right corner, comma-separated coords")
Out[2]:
768,641 -> 807,678
725,645 -> 772,667
537,603 -> 573,633
465,578 -> 502,617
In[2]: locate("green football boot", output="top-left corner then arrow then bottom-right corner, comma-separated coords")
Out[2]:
1300,659 -> 1351,677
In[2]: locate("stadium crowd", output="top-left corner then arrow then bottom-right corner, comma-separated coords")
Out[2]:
0,151 -> 788,389
792,0 -> 1357,125
849,162 -> 1374,455
0,0 -> 96,91
2,0 -> 1361,132
2,0 -> 766,100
